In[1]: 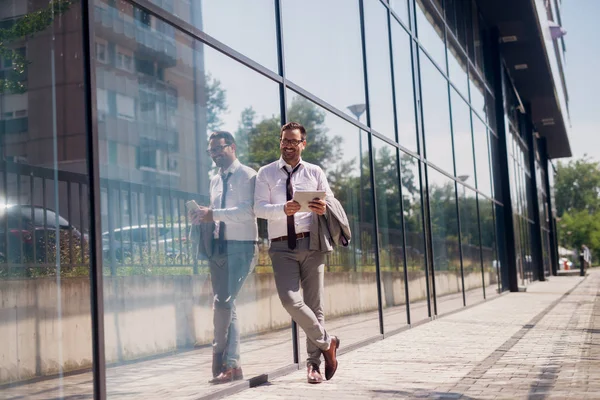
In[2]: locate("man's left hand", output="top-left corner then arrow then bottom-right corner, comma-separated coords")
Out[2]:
308,199 -> 327,216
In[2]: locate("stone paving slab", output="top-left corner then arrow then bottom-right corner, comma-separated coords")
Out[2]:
0,273 -> 594,399
228,272 -> 597,400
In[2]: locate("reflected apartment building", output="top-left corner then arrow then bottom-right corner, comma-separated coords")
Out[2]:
0,0 -> 571,399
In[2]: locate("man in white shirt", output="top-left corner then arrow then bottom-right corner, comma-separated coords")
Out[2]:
254,122 -> 340,384
189,131 -> 258,384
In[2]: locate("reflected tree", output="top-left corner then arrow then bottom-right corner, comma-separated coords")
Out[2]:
0,0 -> 72,94
234,96 -> 341,170
205,73 -> 228,131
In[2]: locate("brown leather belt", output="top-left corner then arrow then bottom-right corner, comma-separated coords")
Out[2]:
271,232 -> 310,242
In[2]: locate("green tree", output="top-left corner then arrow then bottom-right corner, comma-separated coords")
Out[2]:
559,210 -> 600,257
0,0 -> 72,94
555,155 -> 600,259
554,156 -> 600,216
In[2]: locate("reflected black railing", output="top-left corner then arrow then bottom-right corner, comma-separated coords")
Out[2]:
0,162 -> 496,278
0,161 -> 90,277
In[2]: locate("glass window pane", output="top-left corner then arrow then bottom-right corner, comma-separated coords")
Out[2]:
392,21 -> 418,152
283,0 -> 366,120
390,0 -> 410,26
451,89 -> 475,181
458,187 -> 484,305
473,115 -> 492,197
286,91 -> 381,353
0,1 -> 93,398
147,0 -> 278,71
447,34 -> 469,97
469,69 -> 487,119
480,198 -> 501,296
94,1 -> 291,396
420,52 -> 454,174
401,152 -> 429,323
373,138 -> 407,332
364,0 -> 395,140
427,168 -> 463,315
416,0 -> 446,72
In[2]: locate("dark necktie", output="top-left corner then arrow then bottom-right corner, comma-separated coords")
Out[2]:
218,172 -> 232,252
283,165 -> 300,250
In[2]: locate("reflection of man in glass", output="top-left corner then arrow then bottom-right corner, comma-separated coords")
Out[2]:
189,131 -> 258,384
254,122 -> 340,384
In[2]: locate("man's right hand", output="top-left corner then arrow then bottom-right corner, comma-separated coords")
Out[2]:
189,209 -> 204,225
284,200 -> 301,216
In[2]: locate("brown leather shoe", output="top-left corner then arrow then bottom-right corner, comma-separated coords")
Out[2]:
209,367 -> 243,384
307,363 -> 323,384
322,336 -> 340,381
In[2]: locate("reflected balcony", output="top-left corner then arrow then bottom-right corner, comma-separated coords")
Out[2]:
94,5 -> 177,68
98,115 -> 179,150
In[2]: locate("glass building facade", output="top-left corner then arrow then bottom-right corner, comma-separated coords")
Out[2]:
0,0 -> 570,398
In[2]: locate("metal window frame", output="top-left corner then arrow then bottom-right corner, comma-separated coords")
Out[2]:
359,0 -> 386,336
77,0 -> 520,396
81,0 -> 107,398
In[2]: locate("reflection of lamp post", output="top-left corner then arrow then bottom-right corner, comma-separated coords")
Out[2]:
457,174 -> 469,198
347,104 -> 366,270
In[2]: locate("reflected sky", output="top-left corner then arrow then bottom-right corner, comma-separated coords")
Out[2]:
390,0 -> 410,26
472,114 -> 491,197
416,0 -> 446,72
451,89 -> 475,182
364,0 -> 396,140
283,0 -> 366,121
153,0 -> 278,71
420,51 -> 454,174
392,21 -> 418,153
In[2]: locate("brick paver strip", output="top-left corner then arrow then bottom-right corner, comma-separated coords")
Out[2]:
227,271 -> 598,400
453,276 -> 585,386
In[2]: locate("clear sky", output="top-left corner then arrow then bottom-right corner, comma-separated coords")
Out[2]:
561,0 -> 600,162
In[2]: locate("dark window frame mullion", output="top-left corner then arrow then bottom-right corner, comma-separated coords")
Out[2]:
274,0 -> 300,367
412,0 -> 435,318
454,181 -> 467,307
475,193 -> 487,299
359,0 -> 385,336
81,0 -> 107,398
387,0 -> 412,327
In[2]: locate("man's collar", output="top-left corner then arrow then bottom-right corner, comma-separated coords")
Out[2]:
278,157 -> 303,171
220,158 -> 240,175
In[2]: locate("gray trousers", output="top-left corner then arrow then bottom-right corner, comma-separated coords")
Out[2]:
209,241 -> 257,368
269,237 -> 331,366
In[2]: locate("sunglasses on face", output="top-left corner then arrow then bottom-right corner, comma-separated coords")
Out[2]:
280,139 -> 304,147
206,144 -> 231,155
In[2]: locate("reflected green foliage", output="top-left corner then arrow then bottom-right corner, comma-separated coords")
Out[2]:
205,73 -> 228,131
0,0 -> 72,94
235,96 -> 341,170
0,230 -> 89,278
555,156 -> 600,258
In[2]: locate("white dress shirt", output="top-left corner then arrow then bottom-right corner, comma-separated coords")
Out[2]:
210,159 -> 259,241
254,157 -> 334,240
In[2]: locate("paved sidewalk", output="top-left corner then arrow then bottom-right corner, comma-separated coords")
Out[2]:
228,270 -> 599,400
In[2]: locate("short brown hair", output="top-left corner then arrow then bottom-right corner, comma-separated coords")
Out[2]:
280,122 -> 307,140
208,131 -> 236,145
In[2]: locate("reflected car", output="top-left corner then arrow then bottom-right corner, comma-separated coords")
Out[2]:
102,223 -> 190,262
0,205 -> 84,263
